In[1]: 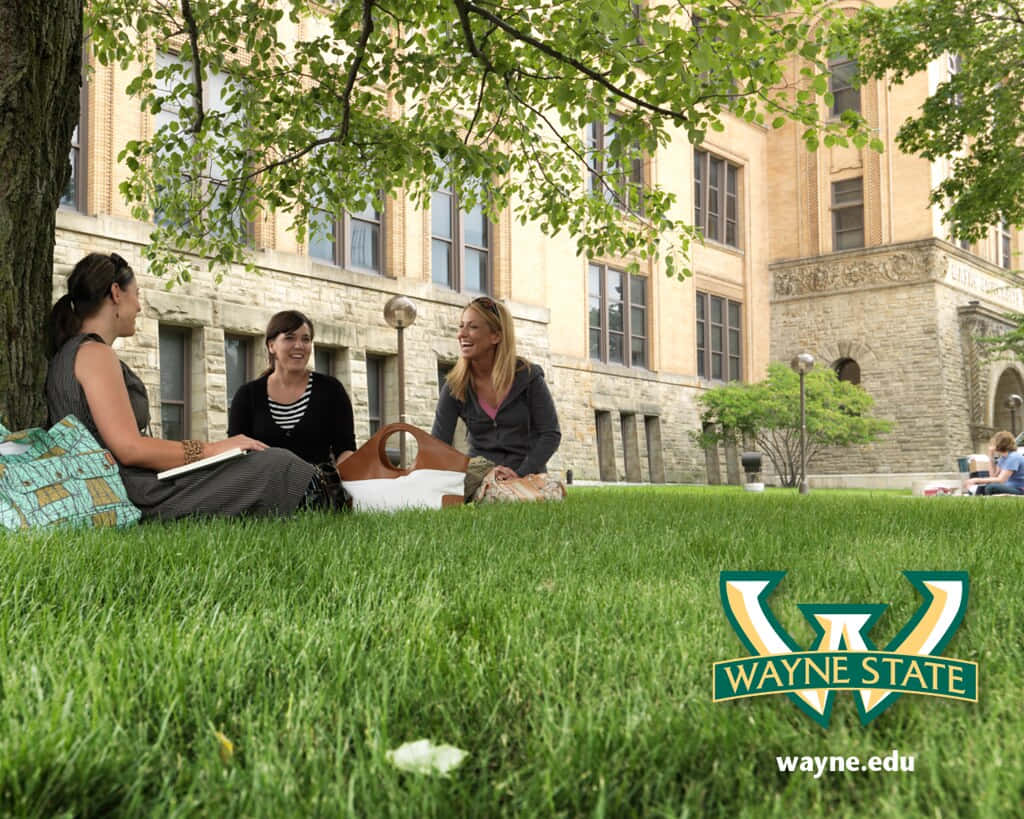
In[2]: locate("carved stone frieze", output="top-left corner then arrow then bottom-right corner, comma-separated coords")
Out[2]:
773,247 -> 939,297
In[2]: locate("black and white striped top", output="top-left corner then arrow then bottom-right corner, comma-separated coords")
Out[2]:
268,375 -> 312,431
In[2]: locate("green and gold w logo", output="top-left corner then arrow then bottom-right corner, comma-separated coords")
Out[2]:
713,572 -> 977,727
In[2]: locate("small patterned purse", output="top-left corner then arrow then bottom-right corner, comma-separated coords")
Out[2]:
0,415 -> 141,530
473,471 -> 567,504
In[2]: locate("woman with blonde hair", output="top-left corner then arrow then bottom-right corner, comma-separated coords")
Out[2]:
964,430 -> 1024,495
432,296 -> 561,495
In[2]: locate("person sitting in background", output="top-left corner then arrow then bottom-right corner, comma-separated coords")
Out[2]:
431,296 -> 561,498
228,310 -> 356,467
46,252 -> 336,520
964,430 -> 1024,495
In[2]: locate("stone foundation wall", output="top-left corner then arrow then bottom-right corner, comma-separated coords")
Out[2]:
547,357 -> 706,483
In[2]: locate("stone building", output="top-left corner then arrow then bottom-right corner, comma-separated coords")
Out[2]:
767,9 -> 1023,480
54,7 -> 1021,484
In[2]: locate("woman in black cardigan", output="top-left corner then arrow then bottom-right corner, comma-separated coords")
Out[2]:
228,310 -> 356,467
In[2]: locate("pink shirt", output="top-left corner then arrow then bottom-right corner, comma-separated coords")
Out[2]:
479,390 -> 509,420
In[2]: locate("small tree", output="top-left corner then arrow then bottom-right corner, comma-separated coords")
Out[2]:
696,363 -> 891,487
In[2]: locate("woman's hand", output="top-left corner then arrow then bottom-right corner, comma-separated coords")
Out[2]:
205,436 -> 268,458
493,465 -> 518,481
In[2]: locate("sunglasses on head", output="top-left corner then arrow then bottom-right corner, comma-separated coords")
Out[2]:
470,296 -> 500,318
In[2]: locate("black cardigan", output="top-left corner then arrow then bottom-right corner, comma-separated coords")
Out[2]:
228,371 -> 356,465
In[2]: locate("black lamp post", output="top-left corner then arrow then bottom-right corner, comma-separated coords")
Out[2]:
790,353 -> 815,494
383,295 -> 418,468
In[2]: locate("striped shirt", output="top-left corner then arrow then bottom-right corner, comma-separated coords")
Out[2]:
268,375 -> 312,431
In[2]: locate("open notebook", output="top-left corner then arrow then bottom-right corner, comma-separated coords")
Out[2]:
157,447 -> 246,480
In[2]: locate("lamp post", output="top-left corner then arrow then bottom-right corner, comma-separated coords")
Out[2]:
790,353 -> 815,495
1008,394 -> 1023,437
383,295 -> 418,468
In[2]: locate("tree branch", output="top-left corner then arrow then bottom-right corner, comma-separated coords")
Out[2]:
180,0 -> 205,135
340,0 -> 376,142
456,0 -> 688,123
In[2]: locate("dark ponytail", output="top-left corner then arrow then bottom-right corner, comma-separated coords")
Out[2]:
48,252 -> 135,355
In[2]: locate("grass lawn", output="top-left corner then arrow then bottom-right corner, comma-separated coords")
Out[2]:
0,487 -> 1019,817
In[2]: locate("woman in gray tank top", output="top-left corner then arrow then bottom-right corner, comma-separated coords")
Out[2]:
45,252 -> 335,520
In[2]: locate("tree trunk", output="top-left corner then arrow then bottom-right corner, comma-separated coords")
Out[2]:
0,0 -> 82,429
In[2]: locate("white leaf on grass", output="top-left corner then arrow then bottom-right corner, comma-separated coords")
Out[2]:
386,739 -> 468,777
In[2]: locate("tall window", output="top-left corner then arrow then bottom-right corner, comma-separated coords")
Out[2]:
431,181 -> 490,292
366,355 -> 386,435
947,53 -> 963,107
159,326 -> 190,439
437,361 -> 454,393
831,178 -> 864,250
61,124 -> 83,210
589,263 -> 647,367
999,220 -> 1012,269
313,346 -> 336,377
696,292 -> 741,381
828,55 -> 860,117
61,76 -> 86,211
224,334 -> 252,409
587,117 -> 644,213
309,196 -> 383,273
153,51 -> 247,236
694,149 -> 740,248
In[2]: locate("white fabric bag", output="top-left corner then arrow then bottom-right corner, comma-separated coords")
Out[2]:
337,423 -> 469,512
343,470 -> 467,511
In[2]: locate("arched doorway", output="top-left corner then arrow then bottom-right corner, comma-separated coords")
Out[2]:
992,368 -> 1024,435
833,357 -> 861,385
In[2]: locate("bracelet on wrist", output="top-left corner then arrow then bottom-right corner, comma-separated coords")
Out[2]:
182,439 -> 204,464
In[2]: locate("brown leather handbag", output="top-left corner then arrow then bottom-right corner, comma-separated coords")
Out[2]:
337,423 -> 469,510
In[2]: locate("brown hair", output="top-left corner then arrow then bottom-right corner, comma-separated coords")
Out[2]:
991,430 -> 1017,454
261,310 -> 314,376
49,252 -> 136,355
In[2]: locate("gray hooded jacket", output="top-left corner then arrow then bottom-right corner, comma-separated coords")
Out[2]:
431,360 -> 561,476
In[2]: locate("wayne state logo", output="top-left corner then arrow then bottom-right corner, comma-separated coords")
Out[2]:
712,572 -> 977,727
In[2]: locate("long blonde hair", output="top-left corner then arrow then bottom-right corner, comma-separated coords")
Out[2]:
446,297 -> 525,402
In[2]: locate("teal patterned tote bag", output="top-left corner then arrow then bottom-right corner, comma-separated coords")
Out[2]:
0,415 -> 141,530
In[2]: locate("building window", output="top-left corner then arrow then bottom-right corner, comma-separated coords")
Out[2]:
696,291 -> 742,381
61,121 -> 83,210
828,54 -> 860,117
589,263 -> 647,367
309,196 -> 383,273
587,117 -> 644,213
61,74 -> 87,211
831,178 -> 864,250
366,354 -> 386,436
431,181 -> 490,293
159,326 -> 190,440
313,346 -> 336,377
153,51 -> 248,237
224,334 -> 252,409
999,220 -> 1012,269
437,361 -> 454,393
947,53 -> 963,106
694,149 -> 740,248
834,357 -> 861,385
